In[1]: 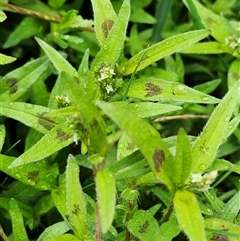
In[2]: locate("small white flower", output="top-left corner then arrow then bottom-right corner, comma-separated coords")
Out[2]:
191,173 -> 202,183
106,84 -> 113,93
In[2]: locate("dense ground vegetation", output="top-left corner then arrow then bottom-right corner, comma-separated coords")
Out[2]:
0,0 -> 240,240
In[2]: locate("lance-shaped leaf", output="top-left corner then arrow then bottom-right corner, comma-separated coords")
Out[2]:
0,154 -> 58,190
228,59 -> 240,89
190,80 -> 240,175
121,29 -> 209,76
87,0 -> 131,99
0,102 -> 57,134
9,199 -> 29,241
37,221 -> 70,241
174,128 -> 193,185
113,101 -> 182,118
35,37 -> 76,77
90,0 -> 117,44
183,0 -> 237,43
96,168 -> 116,233
8,122 -> 74,168
61,72 -> 107,155
66,155 -> 87,239
0,53 -> 16,65
0,125 -> 6,152
97,101 -> 174,191
205,218 -> 240,240
174,190 -> 206,241
0,56 -> 49,101
121,77 -> 219,104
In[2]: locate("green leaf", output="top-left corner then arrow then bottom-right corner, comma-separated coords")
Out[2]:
0,102 -> 57,134
50,234 -> 81,241
66,154 -> 87,239
4,17 -> 42,48
183,0 -> 237,43
181,42 -> 233,55
35,37 -> 76,77
51,175 -> 68,221
34,194 -> 55,217
209,159 -> 240,175
90,0 -> 117,44
87,0 -> 131,99
121,77 -> 219,104
127,210 -> 160,241
130,8 -> 157,24
194,79 -> 221,94
0,57 -> 50,101
174,190 -> 206,241
0,11 -> 7,22
228,59 -> 240,89
218,191 -> 240,222
0,124 -> 6,152
97,100 -> 174,191
121,29 -> 210,75
190,80 -> 240,175
60,72 -> 107,155
204,190 -> 224,213
8,122 -> 74,168
205,218 -> 240,241
0,53 -> 16,65
96,168 -> 116,233
113,101 -> 182,118
9,199 -> 29,241
174,128 -> 193,185
0,154 -> 58,190
37,221 -> 70,241
159,214 -> 180,241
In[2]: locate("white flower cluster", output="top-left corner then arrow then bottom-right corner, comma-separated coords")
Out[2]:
97,64 -> 115,94
225,35 -> 240,56
191,171 -> 218,192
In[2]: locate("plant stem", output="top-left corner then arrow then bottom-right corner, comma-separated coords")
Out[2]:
95,202 -> 101,241
0,226 -> 9,241
153,114 -> 210,122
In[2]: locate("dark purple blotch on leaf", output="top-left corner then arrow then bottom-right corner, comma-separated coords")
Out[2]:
153,149 -> 165,172
139,220 -> 149,233
145,83 -> 162,97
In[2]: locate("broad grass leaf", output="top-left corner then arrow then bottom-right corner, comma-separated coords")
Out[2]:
9,199 -> 29,241
205,218 -> 240,241
8,122 -> 74,168
174,128 -> 193,185
190,80 -> 240,174
4,17 -> 42,48
37,221 -> 70,241
0,102 -> 57,134
96,168 -> 116,233
97,101 -> 174,191
0,57 -> 50,101
0,154 -> 58,190
121,29 -> 210,75
121,77 -> 219,104
35,37 -> 76,77
60,72 -> 107,155
66,155 -> 87,239
174,190 -> 206,241
127,210 -> 160,241
90,0 -> 117,44
87,0 -> 130,99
